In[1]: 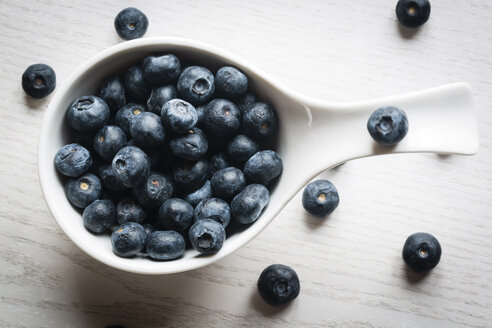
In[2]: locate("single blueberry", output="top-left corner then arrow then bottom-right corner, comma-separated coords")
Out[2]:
209,152 -> 231,175
66,96 -> 110,133
130,112 -> 166,147
65,173 -> 102,208
156,198 -> 194,230
132,172 -> 173,209
177,66 -> 215,105
185,180 -> 212,207
161,99 -> 198,133
257,264 -> 300,306
169,127 -> 208,161
98,164 -> 128,193
210,167 -> 246,201
143,223 -> 155,239
203,99 -> 241,136
54,143 -> 93,177
116,197 -> 146,224
396,0 -> 431,28
82,199 -> 116,233
215,66 -> 248,98
147,230 -> 186,260
195,104 -> 206,127
194,198 -> 231,228
367,106 -> 408,146
111,222 -> 147,257
114,7 -> 149,40
242,102 -> 278,140
21,63 -> 56,98
302,180 -> 339,217
112,146 -> 151,187
402,232 -> 441,272
115,103 -> 147,136
236,92 -> 256,114
188,219 -> 225,255
172,158 -> 209,192
99,76 -> 126,113
243,150 -> 283,186
93,125 -> 127,161
227,134 -> 259,163
124,65 -> 151,103
231,184 -> 269,224
142,54 -> 181,85
146,85 -> 177,114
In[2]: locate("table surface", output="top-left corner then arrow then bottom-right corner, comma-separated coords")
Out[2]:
1,0 -> 491,327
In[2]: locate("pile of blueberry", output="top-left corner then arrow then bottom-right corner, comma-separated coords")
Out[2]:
54,53 -> 282,261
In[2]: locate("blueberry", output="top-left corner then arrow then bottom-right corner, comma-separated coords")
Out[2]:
98,164 -> 128,193
210,167 -> 246,201
367,106 -> 408,146
21,64 -> 56,98
227,134 -> 259,163
243,150 -> 283,186
172,159 -> 209,192
93,125 -> 127,161
147,231 -> 186,260
143,223 -> 155,239
177,66 -> 215,105
203,99 -> 241,136
115,103 -> 147,136
236,92 -> 256,113
302,180 -> 339,217
66,96 -> 110,133
99,76 -> 126,113
215,66 -> 248,98
124,65 -> 151,103
161,99 -> 198,133
65,173 -> 102,208
195,104 -> 206,127
132,172 -> 173,209
231,184 -> 269,224
142,54 -> 181,85
169,127 -> 208,161
116,197 -> 146,224
156,198 -> 194,230
194,198 -> 231,228
114,7 -> 148,40
54,143 -> 93,177
242,102 -> 278,140
111,146 -> 151,188
257,264 -> 300,306
185,180 -> 212,207
396,0 -> 431,28
130,112 -> 166,147
147,85 -> 177,115
402,232 -> 441,272
111,222 -> 147,257
188,219 -> 225,255
210,152 -> 231,175
82,199 -> 116,233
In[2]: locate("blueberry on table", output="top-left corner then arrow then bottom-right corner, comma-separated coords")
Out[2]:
156,198 -> 194,230
227,134 -> 259,163
66,96 -> 110,133
236,92 -> 256,114
302,180 -> 339,217
116,198 -> 146,224
98,164 -> 128,193
243,150 -> 283,186
177,66 -> 215,105
21,63 -> 56,98
93,125 -> 127,161
124,65 -> 151,104
115,103 -> 147,136
189,219 -> 225,255
172,158 -> 209,192
130,112 -> 166,147
396,0 -> 431,28
210,152 -> 231,175
65,173 -> 102,208
185,180 -> 212,207
147,85 -> 177,115
231,184 -> 269,224
215,66 -> 248,98
242,102 -> 278,140
367,106 -> 408,146
203,99 -> 241,136
142,54 -> 181,85
194,198 -> 231,228
111,146 -> 151,188
114,7 -> 149,40
132,172 -> 173,209
111,222 -> 147,257
82,199 -> 116,233
161,99 -> 198,133
54,143 -> 93,177
147,230 -> 186,260
403,232 -> 441,272
210,167 -> 246,201
169,127 -> 208,161
257,264 -> 300,306
99,76 -> 126,113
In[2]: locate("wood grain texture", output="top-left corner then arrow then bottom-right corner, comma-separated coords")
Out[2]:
1,0 -> 491,327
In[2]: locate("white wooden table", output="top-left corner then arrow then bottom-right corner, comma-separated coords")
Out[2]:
1,1 -> 491,327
